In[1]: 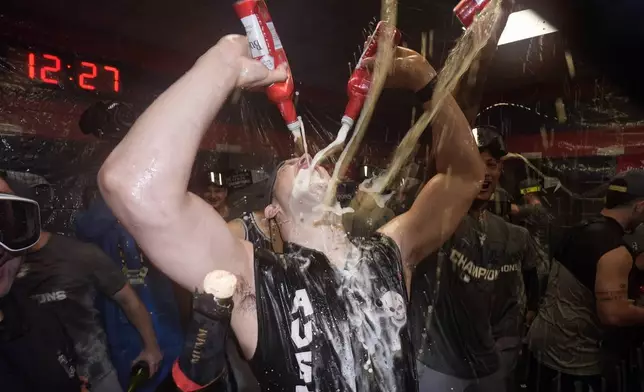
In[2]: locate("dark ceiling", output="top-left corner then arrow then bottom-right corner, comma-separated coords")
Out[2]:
0,0 -> 484,92
3,0 -> 644,128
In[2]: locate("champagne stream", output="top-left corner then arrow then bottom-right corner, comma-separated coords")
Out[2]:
321,0 -> 399,207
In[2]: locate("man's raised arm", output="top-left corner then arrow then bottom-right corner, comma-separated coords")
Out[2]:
380,49 -> 484,267
98,35 -> 287,291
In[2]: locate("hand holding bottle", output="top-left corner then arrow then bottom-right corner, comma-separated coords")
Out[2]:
127,361 -> 150,392
132,344 -> 163,378
213,35 -> 288,90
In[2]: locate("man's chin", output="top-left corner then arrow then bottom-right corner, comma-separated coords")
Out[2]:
476,191 -> 493,201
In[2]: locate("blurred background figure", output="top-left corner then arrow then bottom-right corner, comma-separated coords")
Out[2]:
527,171 -> 644,392
512,178 -> 557,283
75,186 -> 183,392
5,178 -> 162,392
192,170 -> 231,220
0,177 -> 87,391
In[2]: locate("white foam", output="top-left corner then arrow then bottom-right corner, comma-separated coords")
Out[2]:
310,121 -> 352,170
314,247 -> 406,392
203,270 -> 238,299
312,202 -> 354,217
358,178 -> 393,208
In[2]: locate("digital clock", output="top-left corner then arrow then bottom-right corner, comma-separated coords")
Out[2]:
6,47 -> 122,94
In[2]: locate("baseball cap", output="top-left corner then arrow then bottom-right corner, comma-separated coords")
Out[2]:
519,178 -> 543,195
472,126 -> 507,159
605,170 -> 644,208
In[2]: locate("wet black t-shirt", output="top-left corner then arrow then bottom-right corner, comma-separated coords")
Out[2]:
411,213 -> 538,379
0,292 -> 81,392
249,233 -> 416,392
240,211 -> 273,251
556,216 -> 625,292
14,234 -> 127,382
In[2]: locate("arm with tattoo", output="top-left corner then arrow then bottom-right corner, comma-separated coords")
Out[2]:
595,246 -> 644,326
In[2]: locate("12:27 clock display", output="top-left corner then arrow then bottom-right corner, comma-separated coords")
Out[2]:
19,49 -> 121,94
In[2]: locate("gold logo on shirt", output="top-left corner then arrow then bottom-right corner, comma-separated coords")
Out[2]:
122,266 -> 149,285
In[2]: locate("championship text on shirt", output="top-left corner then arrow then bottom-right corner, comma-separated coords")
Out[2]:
449,248 -> 520,282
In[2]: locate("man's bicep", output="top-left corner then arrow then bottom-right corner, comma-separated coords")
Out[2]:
381,174 -> 471,266
125,193 -> 250,292
595,246 -> 632,302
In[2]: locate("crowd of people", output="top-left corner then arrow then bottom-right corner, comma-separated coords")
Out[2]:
2,9 -> 644,392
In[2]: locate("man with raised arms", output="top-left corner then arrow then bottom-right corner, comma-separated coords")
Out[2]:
98,34 -> 483,391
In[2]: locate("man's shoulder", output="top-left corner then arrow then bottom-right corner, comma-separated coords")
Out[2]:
580,218 -> 624,243
54,233 -> 103,252
361,233 -> 401,256
563,217 -> 626,259
48,234 -> 114,265
503,220 -> 530,238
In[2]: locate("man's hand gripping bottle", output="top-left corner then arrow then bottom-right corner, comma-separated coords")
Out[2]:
233,0 -> 301,141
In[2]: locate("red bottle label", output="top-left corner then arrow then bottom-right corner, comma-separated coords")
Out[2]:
454,0 -> 491,27
344,22 -> 402,121
234,0 -> 298,126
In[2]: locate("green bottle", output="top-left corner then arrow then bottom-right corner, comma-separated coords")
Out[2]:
127,361 -> 150,392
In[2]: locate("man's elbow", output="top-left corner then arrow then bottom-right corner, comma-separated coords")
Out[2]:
98,160 -> 128,201
98,164 -> 173,226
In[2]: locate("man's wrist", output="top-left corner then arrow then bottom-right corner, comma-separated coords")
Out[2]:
143,339 -> 160,352
198,43 -> 242,91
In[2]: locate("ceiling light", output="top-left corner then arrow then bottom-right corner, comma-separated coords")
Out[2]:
498,9 -> 558,46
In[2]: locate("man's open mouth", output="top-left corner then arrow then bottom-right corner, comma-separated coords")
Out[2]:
481,180 -> 491,191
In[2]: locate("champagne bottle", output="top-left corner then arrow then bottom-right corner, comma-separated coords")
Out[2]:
172,270 -> 237,392
127,361 -> 150,392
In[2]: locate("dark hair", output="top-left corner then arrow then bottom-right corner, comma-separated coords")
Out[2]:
264,161 -> 286,205
605,179 -> 642,209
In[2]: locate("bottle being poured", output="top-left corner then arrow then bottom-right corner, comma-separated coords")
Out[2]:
454,0 -> 492,27
172,270 -> 237,391
233,0 -> 303,146
309,21 -> 401,170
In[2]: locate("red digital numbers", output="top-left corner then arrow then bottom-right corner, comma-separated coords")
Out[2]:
27,53 -> 36,79
27,52 -> 61,84
41,54 -> 61,84
104,66 -> 120,93
79,61 -> 97,90
26,52 -> 121,94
